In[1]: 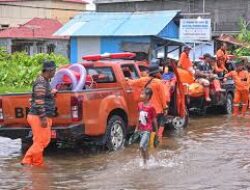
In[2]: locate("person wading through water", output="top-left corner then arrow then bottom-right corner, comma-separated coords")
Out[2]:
224,60 -> 250,117
21,60 -> 57,167
136,87 -> 157,164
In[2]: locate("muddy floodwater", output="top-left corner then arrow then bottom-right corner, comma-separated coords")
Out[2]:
1,116 -> 250,190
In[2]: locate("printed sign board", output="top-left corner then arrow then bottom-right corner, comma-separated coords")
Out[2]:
180,19 -> 211,41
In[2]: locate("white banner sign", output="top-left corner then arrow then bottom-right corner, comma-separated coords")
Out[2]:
180,19 -> 211,41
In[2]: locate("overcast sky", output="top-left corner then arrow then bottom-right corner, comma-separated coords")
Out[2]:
85,0 -> 95,10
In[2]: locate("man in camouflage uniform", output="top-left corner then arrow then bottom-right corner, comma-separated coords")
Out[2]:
21,61 -> 56,167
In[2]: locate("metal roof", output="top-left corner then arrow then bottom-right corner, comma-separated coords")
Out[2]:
155,36 -> 187,46
0,18 -> 68,40
55,10 -> 180,37
94,0 -> 152,4
0,0 -> 88,3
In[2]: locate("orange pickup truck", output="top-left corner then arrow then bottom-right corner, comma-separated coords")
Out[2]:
0,55 -> 149,151
0,53 -> 188,151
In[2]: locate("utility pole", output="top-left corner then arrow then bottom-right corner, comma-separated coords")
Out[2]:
203,0 -> 206,13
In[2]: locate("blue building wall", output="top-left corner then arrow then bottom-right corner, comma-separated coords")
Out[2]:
100,36 -> 151,53
69,22 -> 179,63
70,37 -> 78,63
158,20 -> 179,38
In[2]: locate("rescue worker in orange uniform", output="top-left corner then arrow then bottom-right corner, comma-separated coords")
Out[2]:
209,56 -> 225,75
224,60 -> 250,116
127,63 -> 168,138
216,42 -> 228,75
179,46 -> 195,75
21,61 -> 57,167
247,65 -> 250,109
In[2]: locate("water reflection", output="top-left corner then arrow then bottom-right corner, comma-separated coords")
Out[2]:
0,116 -> 250,189
22,167 -> 52,190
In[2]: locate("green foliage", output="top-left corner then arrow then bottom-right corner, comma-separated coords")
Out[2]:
0,48 -> 68,91
237,18 -> 250,43
234,47 -> 250,56
0,86 -> 30,94
234,18 -> 250,56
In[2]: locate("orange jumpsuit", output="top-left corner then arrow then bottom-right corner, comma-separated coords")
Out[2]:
128,77 -> 168,114
22,115 -> 52,166
249,72 -> 250,109
216,49 -> 228,73
179,52 -> 194,73
128,77 -> 168,138
225,70 -> 250,116
211,60 -> 224,74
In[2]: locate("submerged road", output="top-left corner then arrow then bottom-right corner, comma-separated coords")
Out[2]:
0,116 -> 250,189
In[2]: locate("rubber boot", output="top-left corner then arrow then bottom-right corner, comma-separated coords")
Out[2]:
233,105 -> 239,116
241,104 -> 248,117
149,132 -> 156,148
204,87 -> 211,102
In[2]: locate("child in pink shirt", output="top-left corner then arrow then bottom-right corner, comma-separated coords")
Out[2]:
136,87 -> 157,164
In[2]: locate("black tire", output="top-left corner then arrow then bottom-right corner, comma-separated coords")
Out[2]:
21,139 -> 32,154
45,141 -> 58,153
167,111 -> 189,130
221,93 -> 233,114
105,115 -> 126,151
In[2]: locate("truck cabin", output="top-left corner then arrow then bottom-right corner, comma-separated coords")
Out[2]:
56,53 -> 142,91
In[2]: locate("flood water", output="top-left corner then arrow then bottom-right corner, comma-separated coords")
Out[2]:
1,116 -> 250,190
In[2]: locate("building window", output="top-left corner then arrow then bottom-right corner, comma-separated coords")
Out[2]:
0,24 -> 9,30
37,46 -> 44,53
25,45 -> 30,55
47,44 -> 55,54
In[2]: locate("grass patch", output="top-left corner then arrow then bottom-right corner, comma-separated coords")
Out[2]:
0,86 -> 31,94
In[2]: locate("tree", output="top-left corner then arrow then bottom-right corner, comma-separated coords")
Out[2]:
234,18 -> 250,56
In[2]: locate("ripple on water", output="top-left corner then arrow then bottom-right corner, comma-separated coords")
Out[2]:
0,117 -> 250,189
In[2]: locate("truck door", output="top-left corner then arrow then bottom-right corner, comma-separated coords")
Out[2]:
121,64 -> 141,125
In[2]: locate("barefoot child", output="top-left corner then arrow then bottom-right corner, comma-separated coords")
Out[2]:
136,87 -> 157,164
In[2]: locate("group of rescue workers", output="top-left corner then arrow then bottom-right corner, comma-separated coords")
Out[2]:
179,43 -> 250,117
130,42 -> 250,164
21,41 -> 250,166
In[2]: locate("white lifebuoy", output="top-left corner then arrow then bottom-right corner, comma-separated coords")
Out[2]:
51,68 -> 78,90
68,64 -> 86,92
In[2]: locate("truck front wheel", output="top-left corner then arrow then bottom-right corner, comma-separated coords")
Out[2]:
105,115 -> 126,151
